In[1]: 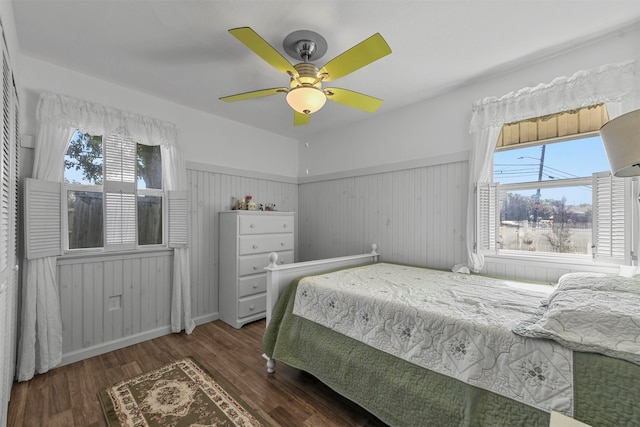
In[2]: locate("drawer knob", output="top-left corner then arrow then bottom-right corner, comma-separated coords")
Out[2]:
253,244 -> 258,249
249,305 -> 255,311
280,242 -> 285,246
252,284 -> 258,289
283,224 -> 287,228
253,266 -> 258,270
250,223 -> 255,228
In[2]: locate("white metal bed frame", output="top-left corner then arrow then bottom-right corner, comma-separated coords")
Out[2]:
262,244 -> 379,372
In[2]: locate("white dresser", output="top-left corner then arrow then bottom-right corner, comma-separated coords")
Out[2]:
218,211 -> 295,328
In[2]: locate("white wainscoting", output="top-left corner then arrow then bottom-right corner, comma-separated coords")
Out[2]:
58,250 -> 173,365
297,156 -> 623,283
186,162 -> 299,323
483,255 -> 620,283
55,164 -> 298,365
297,160 -> 469,270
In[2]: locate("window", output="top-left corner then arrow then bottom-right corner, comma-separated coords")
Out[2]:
478,105 -> 634,264
493,136 -> 608,256
64,131 -> 103,249
63,129 -> 164,251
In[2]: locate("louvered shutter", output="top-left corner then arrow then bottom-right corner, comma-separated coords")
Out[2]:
168,190 -> 188,248
104,134 -> 136,250
476,182 -> 499,254
592,171 -> 630,264
25,178 -> 62,259
9,83 -> 19,394
0,54 -> 9,276
0,42 -> 11,425
13,90 -> 18,265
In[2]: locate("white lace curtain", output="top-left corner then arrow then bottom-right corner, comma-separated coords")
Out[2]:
17,92 -> 195,381
465,57 -> 640,272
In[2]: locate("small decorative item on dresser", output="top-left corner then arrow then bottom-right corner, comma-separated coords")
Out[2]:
237,197 -> 246,210
247,196 -> 257,211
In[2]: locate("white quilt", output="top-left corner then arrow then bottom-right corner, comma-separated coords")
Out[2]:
292,263 -> 574,415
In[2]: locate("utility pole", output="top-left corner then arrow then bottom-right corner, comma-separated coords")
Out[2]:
534,145 -> 546,225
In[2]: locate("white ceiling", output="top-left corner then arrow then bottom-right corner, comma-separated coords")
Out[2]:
11,1 -> 640,140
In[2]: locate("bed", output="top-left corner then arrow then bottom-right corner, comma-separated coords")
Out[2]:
262,246 -> 640,426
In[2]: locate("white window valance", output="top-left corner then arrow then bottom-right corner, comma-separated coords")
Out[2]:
464,57 -> 640,272
36,92 -> 178,148
469,57 -> 640,133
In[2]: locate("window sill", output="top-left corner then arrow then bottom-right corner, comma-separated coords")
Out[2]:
58,247 -> 173,264
484,251 -> 622,273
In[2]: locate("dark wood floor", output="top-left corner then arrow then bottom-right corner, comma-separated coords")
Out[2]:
7,319 -> 387,426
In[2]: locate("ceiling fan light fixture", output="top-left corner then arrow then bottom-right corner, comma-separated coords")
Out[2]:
286,86 -> 326,114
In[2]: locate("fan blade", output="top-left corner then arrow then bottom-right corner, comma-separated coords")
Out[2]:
220,88 -> 287,102
325,88 -> 383,113
320,33 -> 391,82
228,27 -> 297,75
294,111 -> 310,126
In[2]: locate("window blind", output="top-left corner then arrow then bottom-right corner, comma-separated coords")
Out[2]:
104,134 -> 137,250
496,104 -> 609,150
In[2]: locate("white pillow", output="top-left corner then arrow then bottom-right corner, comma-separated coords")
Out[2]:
619,265 -> 640,277
514,273 -> 640,365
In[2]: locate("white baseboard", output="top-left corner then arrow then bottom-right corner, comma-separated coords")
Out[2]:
59,312 -> 220,366
193,313 -> 219,325
60,326 -> 173,366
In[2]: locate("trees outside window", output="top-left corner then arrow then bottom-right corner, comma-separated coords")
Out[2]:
490,135 -> 614,257
64,130 -> 163,251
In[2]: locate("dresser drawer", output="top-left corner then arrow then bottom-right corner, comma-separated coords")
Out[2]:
239,234 -> 294,255
238,275 -> 266,298
238,251 -> 293,277
238,294 -> 266,318
239,215 -> 294,235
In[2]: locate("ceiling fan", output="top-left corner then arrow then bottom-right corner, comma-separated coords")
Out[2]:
220,27 -> 392,126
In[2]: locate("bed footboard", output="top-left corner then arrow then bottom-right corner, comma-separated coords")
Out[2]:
262,244 -> 379,372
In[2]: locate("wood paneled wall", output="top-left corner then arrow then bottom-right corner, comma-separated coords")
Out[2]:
54,166 -> 298,365
53,168 -> 298,364
298,161 -> 469,270
57,251 -> 173,364
186,166 -> 298,321
296,158 -> 619,283
483,255 -> 619,283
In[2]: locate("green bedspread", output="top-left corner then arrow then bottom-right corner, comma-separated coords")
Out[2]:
263,277 -> 640,427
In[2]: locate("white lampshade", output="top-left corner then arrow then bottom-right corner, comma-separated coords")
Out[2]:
286,86 -> 326,114
600,109 -> 640,177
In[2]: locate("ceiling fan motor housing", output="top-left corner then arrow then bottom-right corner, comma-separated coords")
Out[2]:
290,63 -> 322,88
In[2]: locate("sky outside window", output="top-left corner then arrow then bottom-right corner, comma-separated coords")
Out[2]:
493,136 -> 610,205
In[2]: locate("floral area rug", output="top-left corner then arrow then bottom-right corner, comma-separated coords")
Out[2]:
98,357 -> 269,426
